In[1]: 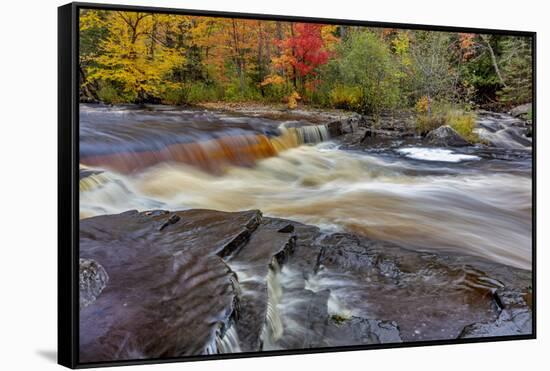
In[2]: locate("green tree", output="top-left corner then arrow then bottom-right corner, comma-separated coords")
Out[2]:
333,30 -> 400,114
498,36 -> 533,105
410,31 -> 457,113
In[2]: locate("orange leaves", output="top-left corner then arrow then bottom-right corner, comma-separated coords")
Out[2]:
260,74 -> 285,87
459,33 -> 476,61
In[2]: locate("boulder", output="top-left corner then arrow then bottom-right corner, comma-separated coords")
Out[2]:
509,103 -> 532,118
426,125 -> 470,147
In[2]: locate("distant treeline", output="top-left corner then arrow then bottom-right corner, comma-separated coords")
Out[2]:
80,10 -> 532,113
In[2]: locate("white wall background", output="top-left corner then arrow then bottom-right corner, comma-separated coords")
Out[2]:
0,0 -> 545,369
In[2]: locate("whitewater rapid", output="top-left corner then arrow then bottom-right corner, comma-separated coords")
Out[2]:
80,143 -> 532,270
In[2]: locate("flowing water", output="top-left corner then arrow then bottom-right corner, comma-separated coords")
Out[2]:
80,105 -> 532,271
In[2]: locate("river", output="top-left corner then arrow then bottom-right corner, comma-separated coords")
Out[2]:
79,104 -> 532,270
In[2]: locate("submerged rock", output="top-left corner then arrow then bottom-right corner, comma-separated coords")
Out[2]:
79,258 -> 108,309
426,125 -> 470,147
79,209 -> 532,362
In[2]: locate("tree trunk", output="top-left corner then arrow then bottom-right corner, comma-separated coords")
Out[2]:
290,23 -> 298,90
481,35 -> 507,88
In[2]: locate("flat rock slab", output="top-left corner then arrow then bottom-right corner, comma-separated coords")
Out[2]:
313,233 -> 532,341
79,209 -> 532,362
79,209 -> 261,362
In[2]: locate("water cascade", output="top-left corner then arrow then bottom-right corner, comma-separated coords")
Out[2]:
80,123 -> 330,174
260,259 -> 285,348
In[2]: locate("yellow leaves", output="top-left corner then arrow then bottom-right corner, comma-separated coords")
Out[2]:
79,9 -> 105,31
415,96 -> 430,114
86,11 -> 186,98
392,31 -> 411,67
82,10 -> 346,103
321,25 -> 339,50
260,74 -> 285,87
329,85 -> 362,110
287,91 -> 301,109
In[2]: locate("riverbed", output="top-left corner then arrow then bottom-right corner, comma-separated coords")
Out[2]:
79,104 -> 532,270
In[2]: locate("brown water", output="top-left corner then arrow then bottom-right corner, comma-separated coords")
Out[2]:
80,105 -> 532,270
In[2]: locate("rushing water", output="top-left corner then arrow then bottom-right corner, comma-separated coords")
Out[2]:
80,105 -> 532,270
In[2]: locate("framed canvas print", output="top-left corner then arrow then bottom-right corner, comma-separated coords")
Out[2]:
58,2 -> 536,368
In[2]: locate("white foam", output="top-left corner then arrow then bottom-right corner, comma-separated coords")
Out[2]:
397,147 -> 480,163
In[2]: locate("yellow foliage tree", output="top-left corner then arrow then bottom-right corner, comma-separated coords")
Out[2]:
87,12 -> 185,101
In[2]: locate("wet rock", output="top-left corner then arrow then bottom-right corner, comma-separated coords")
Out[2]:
277,224 -> 294,233
326,114 -> 368,137
426,125 -> 470,147
509,103 -> 532,118
325,317 -> 402,345
79,209 -> 262,362
475,112 -> 532,149
158,213 -> 181,231
326,120 -> 344,137
226,219 -> 296,352
79,209 -> 532,361
309,231 -> 531,341
266,288 -> 333,350
458,288 -> 532,338
79,258 -> 109,309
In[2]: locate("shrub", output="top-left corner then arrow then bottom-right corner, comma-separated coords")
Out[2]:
223,80 -> 262,102
415,96 -> 430,114
187,83 -> 224,103
415,113 -> 446,136
97,83 -> 126,104
286,91 -> 301,109
526,108 -> 533,122
161,82 -> 225,105
261,78 -> 294,103
415,104 -> 479,142
329,86 -> 362,110
162,85 -> 190,105
446,109 -> 478,142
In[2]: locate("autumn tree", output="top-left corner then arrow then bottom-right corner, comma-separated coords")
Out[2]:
79,10 -> 532,109
85,11 -> 185,103
273,23 -> 331,92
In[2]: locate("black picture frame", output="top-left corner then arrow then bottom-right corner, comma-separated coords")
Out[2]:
58,2 -> 537,368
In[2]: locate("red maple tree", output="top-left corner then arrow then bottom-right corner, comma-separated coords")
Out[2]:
279,23 -> 331,79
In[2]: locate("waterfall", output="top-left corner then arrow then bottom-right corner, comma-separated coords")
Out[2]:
204,325 -> 242,355
294,124 -> 330,144
80,124 -> 330,174
260,259 -> 284,348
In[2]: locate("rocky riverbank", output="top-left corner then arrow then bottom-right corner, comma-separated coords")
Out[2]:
80,209 -> 532,362
196,101 -> 532,150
